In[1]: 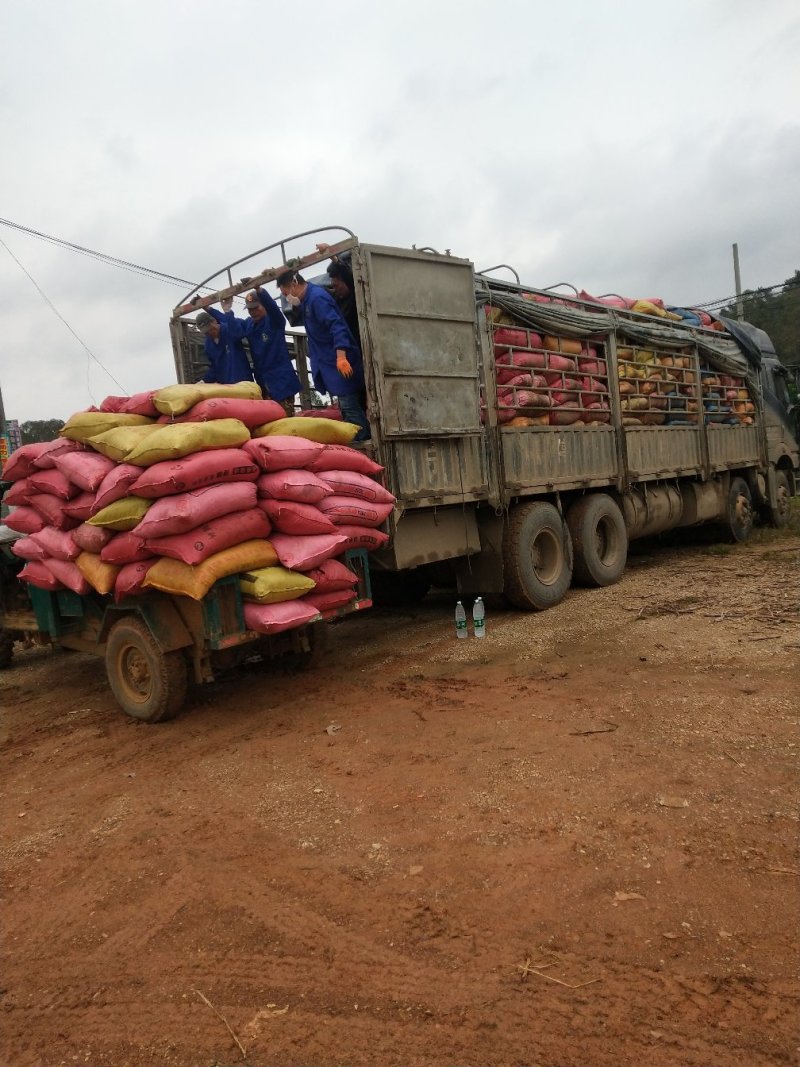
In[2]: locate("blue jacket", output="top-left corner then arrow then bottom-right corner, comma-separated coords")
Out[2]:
249,289 -> 302,401
299,282 -> 364,397
201,310 -> 253,384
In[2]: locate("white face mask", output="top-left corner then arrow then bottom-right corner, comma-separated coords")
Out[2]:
285,293 -> 301,307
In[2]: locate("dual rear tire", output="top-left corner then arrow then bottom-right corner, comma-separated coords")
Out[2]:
503,494 -> 628,611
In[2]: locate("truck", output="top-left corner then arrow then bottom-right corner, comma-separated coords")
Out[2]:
170,227 -> 799,610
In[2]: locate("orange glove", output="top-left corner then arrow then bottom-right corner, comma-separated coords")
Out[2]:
336,351 -> 353,378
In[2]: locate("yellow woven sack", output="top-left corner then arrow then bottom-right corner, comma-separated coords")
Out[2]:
239,566 -> 315,604
153,381 -> 262,417
143,538 -> 278,600
75,552 -> 120,595
253,417 -> 359,444
124,418 -> 250,467
88,423 -> 161,462
60,411 -> 154,443
88,497 -> 152,531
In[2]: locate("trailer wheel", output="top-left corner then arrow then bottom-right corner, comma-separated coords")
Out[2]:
768,470 -> 792,529
0,630 -> 14,670
722,476 -> 754,543
503,501 -> 573,611
567,494 -> 628,587
105,617 -> 188,723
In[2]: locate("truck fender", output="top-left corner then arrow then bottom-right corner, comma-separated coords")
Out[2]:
99,597 -> 195,653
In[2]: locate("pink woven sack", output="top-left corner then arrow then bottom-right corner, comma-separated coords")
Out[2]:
134,481 -> 257,538
244,599 -> 321,634
144,507 -> 271,566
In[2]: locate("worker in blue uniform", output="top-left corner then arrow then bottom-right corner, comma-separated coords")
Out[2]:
276,270 -> 369,440
242,288 -> 301,415
194,298 -> 254,385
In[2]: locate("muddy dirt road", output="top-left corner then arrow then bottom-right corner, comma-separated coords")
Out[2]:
2,525 -> 799,1067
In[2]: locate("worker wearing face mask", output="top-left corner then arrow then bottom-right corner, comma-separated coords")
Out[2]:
276,270 -> 369,441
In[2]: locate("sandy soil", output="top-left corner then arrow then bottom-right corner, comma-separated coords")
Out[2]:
2,524 -> 799,1067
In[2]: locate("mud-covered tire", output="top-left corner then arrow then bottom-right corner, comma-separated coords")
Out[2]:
567,493 -> 628,587
105,617 -> 188,723
0,630 -> 14,670
768,470 -> 792,529
503,501 -> 573,611
721,476 -> 754,543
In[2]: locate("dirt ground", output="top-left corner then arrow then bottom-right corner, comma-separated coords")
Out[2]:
2,520 -> 799,1067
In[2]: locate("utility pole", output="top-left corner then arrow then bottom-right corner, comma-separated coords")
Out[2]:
732,243 -> 744,321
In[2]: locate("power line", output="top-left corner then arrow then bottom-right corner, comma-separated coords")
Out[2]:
692,279 -> 798,311
0,236 -> 129,399
0,216 -> 211,293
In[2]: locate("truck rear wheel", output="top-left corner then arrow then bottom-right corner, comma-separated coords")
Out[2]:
105,617 -> 188,723
768,470 -> 792,528
567,494 -> 628,587
503,501 -> 573,611
722,476 -> 754,543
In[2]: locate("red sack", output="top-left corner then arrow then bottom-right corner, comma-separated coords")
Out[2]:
269,532 -> 349,571
307,444 -> 384,476
2,442 -> 52,481
317,470 -> 395,505
303,588 -> 358,612
134,481 -> 258,538
73,523 -> 114,554
100,391 -> 159,416
144,507 -> 271,566
30,527 -> 80,562
27,494 -> 79,530
3,479 -> 32,506
93,463 -> 144,513
4,506 -> 45,535
256,469 -> 333,505
18,560 -> 63,590
10,536 -> 47,562
303,558 -> 359,593
244,435 -> 325,472
175,397 -> 286,427
259,499 -> 337,536
27,468 -> 78,501
244,599 -> 321,635
30,438 -> 84,470
114,559 -> 158,602
130,448 -> 259,498
100,531 -> 153,565
317,496 -> 394,528
54,450 -> 116,493
62,491 -> 97,522
493,327 -> 538,347
334,525 -> 390,551
297,407 -> 343,420
42,558 -> 92,595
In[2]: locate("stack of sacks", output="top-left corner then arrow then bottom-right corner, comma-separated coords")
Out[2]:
238,433 -> 393,634
490,324 -> 611,427
5,381 -> 395,639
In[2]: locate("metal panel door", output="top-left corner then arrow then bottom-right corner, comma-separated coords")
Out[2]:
356,245 -> 490,507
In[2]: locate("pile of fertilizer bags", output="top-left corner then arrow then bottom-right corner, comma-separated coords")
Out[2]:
2,382 -> 394,635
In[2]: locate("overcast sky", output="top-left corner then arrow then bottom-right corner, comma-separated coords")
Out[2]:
1,0 -> 798,423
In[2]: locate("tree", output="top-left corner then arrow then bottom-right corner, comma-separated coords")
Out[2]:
721,271 -> 800,368
20,419 -> 64,445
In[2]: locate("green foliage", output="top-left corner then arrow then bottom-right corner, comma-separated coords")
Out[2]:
722,271 -> 799,368
20,419 -> 64,445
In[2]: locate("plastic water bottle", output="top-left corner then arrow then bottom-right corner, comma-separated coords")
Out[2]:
473,597 -> 486,638
455,600 -> 467,639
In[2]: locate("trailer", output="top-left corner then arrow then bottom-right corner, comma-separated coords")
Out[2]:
0,521 -> 371,722
170,228 -> 799,610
